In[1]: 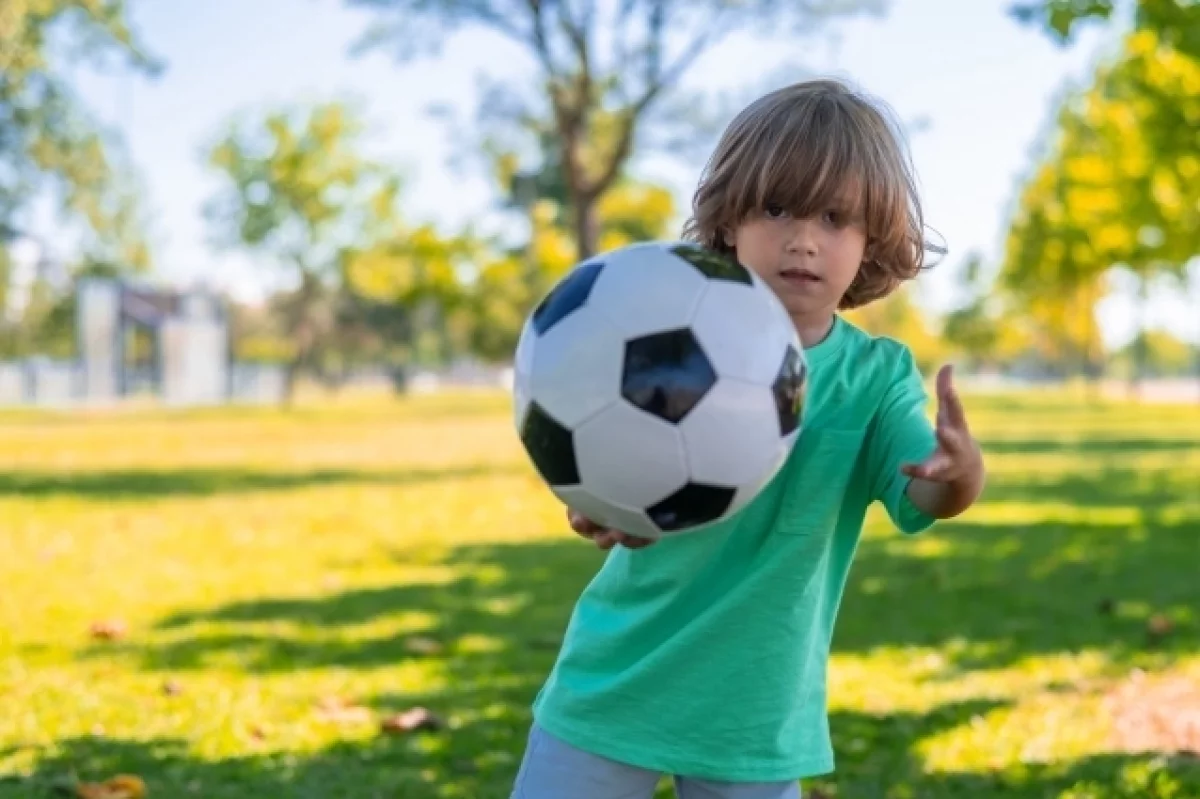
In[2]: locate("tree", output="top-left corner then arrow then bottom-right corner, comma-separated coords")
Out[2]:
1,1 -> 160,264
1011,0 -> 1199,58
461,176 -> 678,363
347,0 -> 886,259
1000,25 -> 1200,384
204,100 -> 414,402
937,253 -> 1031,373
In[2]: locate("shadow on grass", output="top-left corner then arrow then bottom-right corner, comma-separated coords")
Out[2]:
0,464 -> 520,499
47,428 -> 1200,796
5,704 -> 1198,799
85,538 -> 599,675
94,465 -> 1197,676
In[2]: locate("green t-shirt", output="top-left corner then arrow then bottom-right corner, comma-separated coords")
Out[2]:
531,315 -> 940,782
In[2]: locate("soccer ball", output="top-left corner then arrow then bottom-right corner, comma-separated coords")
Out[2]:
512,241 -> 808,539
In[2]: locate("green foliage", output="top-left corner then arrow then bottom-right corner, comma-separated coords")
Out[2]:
1014,0 -> 1200,59
1009,0 -> 1116,42
1112,329 -> 1197,377
0,0 -> 159,266
204,101 -> 386,274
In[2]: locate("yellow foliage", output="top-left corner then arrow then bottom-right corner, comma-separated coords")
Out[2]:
530,224 -> 576,280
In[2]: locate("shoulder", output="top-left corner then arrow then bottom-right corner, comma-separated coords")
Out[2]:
836,317 -> 921,386
804,318 -> 924,432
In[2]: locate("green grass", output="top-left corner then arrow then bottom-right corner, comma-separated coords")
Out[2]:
1,390 -> 1198,798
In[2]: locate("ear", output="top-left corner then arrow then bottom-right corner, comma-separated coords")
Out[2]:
722,228 -> 736,248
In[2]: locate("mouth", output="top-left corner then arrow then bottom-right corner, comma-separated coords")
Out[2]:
778,267 -> 822,285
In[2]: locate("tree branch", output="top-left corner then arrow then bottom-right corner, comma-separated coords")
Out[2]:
585,12 -> 726,197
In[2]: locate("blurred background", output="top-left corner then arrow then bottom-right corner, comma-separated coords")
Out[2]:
2,0 -> 1197,406
2,2 -> 1199,799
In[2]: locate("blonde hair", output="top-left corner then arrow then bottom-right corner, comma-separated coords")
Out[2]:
682,78 -> 939,309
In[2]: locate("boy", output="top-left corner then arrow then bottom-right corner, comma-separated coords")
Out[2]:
510,77 -> 986,799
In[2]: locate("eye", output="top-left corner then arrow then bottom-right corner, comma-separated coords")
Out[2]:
765,203 -> 789,219
823,209 -> 845,227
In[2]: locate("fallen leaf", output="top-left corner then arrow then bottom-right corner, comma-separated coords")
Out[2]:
88,620 -> 127,641
380,707 -> 443,734
404,636 -> 443,655
76,774 -> 146,799
314,695 -> 373,724
1147,614 -> 1174,638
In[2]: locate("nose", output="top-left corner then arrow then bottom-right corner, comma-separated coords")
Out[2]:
785,219 -> 818,256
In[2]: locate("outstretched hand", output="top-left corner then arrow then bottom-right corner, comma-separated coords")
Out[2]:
902,364 -> 982,484
567,509 -> 656,551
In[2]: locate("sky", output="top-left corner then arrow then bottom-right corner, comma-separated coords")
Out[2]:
30,0 -> 1200,349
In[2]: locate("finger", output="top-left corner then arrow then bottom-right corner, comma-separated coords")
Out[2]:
593,531 -> 618,550
567,509 -> 603,534
936,425 -> 963,453
902,451 -> 953,480
618,534 -> 656,549
937,364 -> 968,430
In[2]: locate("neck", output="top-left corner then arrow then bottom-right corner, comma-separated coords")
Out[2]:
792,313 -> 835,349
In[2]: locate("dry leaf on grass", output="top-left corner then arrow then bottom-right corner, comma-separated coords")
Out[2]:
314,695 -> 373,724
88,620 -> 128,641
404,636 -> 443,655
380,707 -> 444,734
76,774 -> 146,799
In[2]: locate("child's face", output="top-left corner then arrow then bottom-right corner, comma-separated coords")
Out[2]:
727,204 -> 867,329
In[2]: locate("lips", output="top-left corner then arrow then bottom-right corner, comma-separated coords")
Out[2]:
779,267 -> 821,284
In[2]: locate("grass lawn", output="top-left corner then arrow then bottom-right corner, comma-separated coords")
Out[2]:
1,390 -> 1198,798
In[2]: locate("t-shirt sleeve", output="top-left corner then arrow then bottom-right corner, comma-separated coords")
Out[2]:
866,345 -> 939,535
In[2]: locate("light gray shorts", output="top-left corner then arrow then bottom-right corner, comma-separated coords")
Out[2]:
509,724 -> 802,799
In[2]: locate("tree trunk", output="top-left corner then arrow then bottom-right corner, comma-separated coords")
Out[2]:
280,269 -> 319,408
1194,340 -> 1200,403
1129,276 -> 1150,400
572,192 -> 600,261
282,358 -> 300,407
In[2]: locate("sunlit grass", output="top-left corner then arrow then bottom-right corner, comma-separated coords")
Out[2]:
1,390 -> 1198,798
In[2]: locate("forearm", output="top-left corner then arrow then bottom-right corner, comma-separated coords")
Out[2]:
906,464 -> 985,519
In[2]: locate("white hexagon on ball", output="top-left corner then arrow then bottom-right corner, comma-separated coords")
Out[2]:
680,377 -> 790,491
530,304 -> 624,429
692,279 -> 799,386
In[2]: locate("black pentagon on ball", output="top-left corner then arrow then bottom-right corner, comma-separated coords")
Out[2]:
647,482 -> 737,532
670,243 -> 753,285
621,328 -> 717,424
531,260 -> 604,335
519,402 -> 580,486
772,345 -> 808,436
